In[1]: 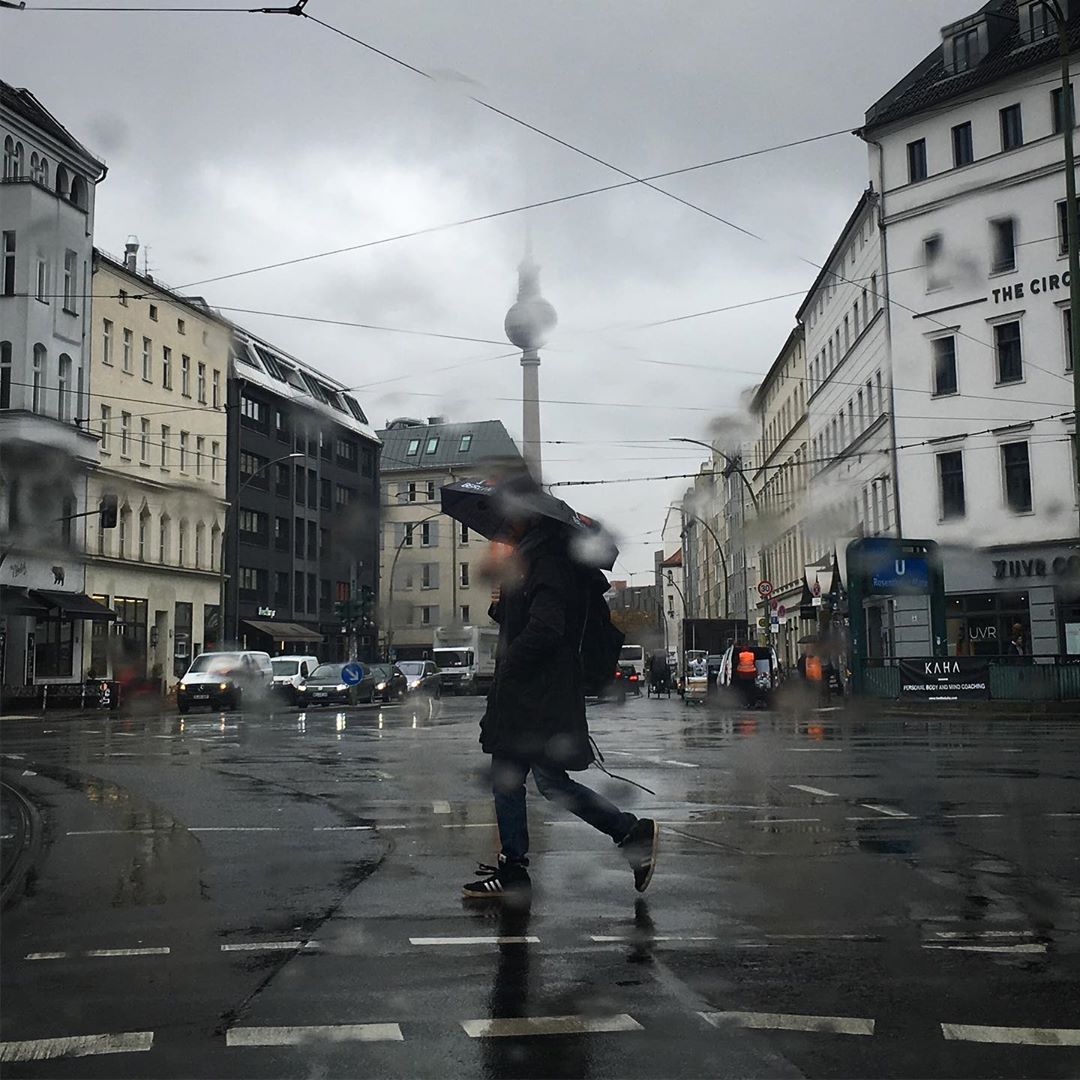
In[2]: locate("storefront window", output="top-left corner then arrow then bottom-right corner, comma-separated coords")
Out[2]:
174,601 -> 193,678
946,591 -> 1029,657
113,597 -> 148,676
36,620 -> 74,678
89,594 -> 110,677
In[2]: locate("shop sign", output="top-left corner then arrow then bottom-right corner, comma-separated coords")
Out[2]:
25,631 -> 35,685
991,271 -> 1071,305
992,555 -> 1080,580
257,606 -> 277,617
898,657 -> 990,702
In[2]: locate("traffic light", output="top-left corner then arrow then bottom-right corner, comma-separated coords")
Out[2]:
99,493 -> 118,529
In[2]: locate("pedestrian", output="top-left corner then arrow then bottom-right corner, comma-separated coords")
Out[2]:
463,483 -> 658,901
1007,623 -> 1026,657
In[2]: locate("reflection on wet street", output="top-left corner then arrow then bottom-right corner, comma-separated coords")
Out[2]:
1,695 -> 1079,1078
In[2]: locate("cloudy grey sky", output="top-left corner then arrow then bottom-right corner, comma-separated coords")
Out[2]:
6,0 -> 971,578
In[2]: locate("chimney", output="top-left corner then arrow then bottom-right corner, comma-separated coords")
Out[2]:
124,235 -> 139,274
427,415 -> 445,426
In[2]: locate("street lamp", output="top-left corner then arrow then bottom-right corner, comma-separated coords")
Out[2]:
384,511 -> 443,658
219,451 -> 303,646
667,504 -> 729,619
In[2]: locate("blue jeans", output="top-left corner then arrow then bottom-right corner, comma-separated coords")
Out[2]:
491,755 -> 637,865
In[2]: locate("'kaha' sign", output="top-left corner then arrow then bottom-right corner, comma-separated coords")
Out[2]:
898,657 -> 989,702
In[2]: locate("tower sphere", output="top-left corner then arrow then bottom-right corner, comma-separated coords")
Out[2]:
504,256 -> 557,350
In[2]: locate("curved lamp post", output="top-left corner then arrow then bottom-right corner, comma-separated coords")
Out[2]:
219,451 -> 303,646
384,510 -> 444,657
667,504 -> 728,620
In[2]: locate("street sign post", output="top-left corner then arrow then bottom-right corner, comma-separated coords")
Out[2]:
341,662 -> 365,686
757,580 -> 773,597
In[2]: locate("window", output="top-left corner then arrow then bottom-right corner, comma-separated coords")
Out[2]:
162,346 -> 172,389
1025,0 -> 1054,42
336,439 -> 357,467
179,431 -> 189,471
212,441 -> 221,481
319,431 -> 331,462
180,354 -> 191,397
460,523 -> 470,544
238,509 -> 266,540
335,484 -> 352,507
2,231 -> 15,296
159,516 -> 171,563
295,516 -> 305,558
102,319 -> 113,364
142,337 -> 152,381
459,434 -> 473,453
161,425 -> 171,468
31,151 -> 49,185
276,572 -> 290,603
294,572 -> 305,610
1065,307 -> 1074,373
138,511 -> 149,561
149,303 -> 158,321
426,480 -> 436,501
196,435 -> 204,476
275,461 -> 290,496
425,437 -> 439,455
952,121 -> 974,167
178,520 -> 188,566
422,563 -> 439,589
406,438 -> 421,457
307,469 -> 317,509
1052,84 -> 1076,135
100,404 -> 112,452
320,478 -> 331,510
177,318 -> 186,335
460,562 -> 470,587
461,605 -> 471,623
240,394 -> 267,426
119,288 -> 128,307
1000,104 -> 1023,152
924,234 -> 945,290
871,273 -> 879,310
240,450 -> 267,483
307,573 -> 316,613
195,522 -> 205,568
994,320 -> 1023,383
990,217 -> 1015,273
121,412 -> 131,456
421,521 -> 437,547
938,451 -> 966,519
1002,442 -> 1032,512
240,567 -> 261,593
141,418 -> 150,462
57,354 -> 71,420
951,27 -> 980,72
1058,200 -> 1071,255
843,315 -> 850,351
212,369 -> 221,408
122,328 -> 133,372
35,257 -> 47,302
420,605 -> 439,627
907,138 -> 927,183
60,250 -> 78,312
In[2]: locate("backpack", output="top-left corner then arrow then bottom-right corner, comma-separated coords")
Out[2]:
579,570 -> 625,696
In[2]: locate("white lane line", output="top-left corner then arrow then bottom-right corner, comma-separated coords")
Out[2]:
26,952 -> 68,960
702,1011 -> 874,1036
432,800 -> 452,814
924,942 -> 1047,955
313,825 -> 373,831
85,947 -> 170,958
221,941 -> 319,952
941,1023 -> 1080,1046
750,818 -> 822,825
188,827 -> 280,832
461,1014 -> 643,1038
67,829 -> 170,836
789,784 -> 839,798
1046,812 -> 1080,818
227,1023 -> 403,1047
662,760 -> 700,768
943,813 -> 1005,819
933,930 -> 1033,939
0,1032 -> 154,1062
812,706 -> 844,713
443,822 -> 496,829
787,748 -> 843,752
859,804 -> 913,818
21,769 -> 37,776
590,935 -> 717,943
410,936 -> 538,946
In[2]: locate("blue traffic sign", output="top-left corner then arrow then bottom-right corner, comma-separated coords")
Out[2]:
341,662 -> 365,686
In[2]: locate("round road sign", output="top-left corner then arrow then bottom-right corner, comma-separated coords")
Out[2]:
341,662 -> 365,686
777,603 -> 787,618
757,580 -> 773,597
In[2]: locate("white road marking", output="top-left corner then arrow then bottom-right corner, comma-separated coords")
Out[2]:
590,935 -> 717,943
662,760 -> 700,768
859,804 -> 913,818
443,822 -> 496,829
188,826 -> 280,832
1,833 -> 13,840
227,1023 -> 403,1046
21,769 -> 37,776
787,748 -> 844,752
461,1014 -> 643,1038
26,952 -> 68,960
941,1023 -> 1080,1046
702,1011 -> 874,1036
767,934 -> 880,942
432,800 -> 452,814
4,754 -> 25,759
85,947 -> 170,958
924,942 -> 1047,955
410,936 -> 538,946
812,706 -> 844,713
313,825 -> 373,831
932,930 -> 1033,939
66,829 -> 167,836
221,941 -> 318,952
943,814 -> 1004,819
0,1032 -> 154,1062
789,784 -> 839,797
1046,812 -> 1080,818
750,818 -> 822,825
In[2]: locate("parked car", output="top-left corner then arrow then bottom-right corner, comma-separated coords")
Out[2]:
369,663 -> 408,703
177,651 -> 273,713
271,654 -> 319,702
296,662 -> 370,707
397,660 -> 442,698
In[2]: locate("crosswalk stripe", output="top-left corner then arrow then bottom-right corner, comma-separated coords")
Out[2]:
941,1023 -> 1080,1046
702,1011 -> 874,1036
226,1024 -> 403,1046
461,1014 -> 643,1038
0,1032 -> 154,1062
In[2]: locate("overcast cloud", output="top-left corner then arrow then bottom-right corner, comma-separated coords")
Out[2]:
5,0 -> 972,578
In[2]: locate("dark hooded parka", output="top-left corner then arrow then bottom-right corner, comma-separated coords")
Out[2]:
480,521 -> 604,771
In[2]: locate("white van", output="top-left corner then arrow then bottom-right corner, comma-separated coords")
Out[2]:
177,651 -> 273,713
271,655 -> 319,701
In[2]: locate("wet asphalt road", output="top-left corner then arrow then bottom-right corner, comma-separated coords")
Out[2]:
1,694 -> 1079,1079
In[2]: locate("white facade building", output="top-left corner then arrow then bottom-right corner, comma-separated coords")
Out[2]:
1,81 -> 110,693
860,0 -> 1080,657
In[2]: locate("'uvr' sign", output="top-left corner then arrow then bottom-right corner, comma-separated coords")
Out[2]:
898,657 -> 989,702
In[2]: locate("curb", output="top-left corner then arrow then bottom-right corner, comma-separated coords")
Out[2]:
1,779 -> 43,910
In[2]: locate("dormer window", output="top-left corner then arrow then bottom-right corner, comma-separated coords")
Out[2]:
942,16 -> 993,74
1019,0 -> 1058,43
953,28 -> 980,72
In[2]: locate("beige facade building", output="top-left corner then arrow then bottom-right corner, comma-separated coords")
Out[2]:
83,246 -> 230,684
377,417 -> 520,659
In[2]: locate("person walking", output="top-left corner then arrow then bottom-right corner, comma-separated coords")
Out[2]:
463,504 -> 658,901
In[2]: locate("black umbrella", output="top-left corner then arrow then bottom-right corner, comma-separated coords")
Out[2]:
440,476 -> 618,570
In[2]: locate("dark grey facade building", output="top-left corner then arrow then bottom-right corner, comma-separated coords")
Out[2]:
223,327 -> 381,661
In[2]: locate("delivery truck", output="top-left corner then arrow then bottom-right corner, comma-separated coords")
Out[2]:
432,625 -> 499,695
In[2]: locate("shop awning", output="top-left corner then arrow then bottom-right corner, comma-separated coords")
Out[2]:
0,586 -> 51,617
242,619 -> 324,642
30,590 -> 117,621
